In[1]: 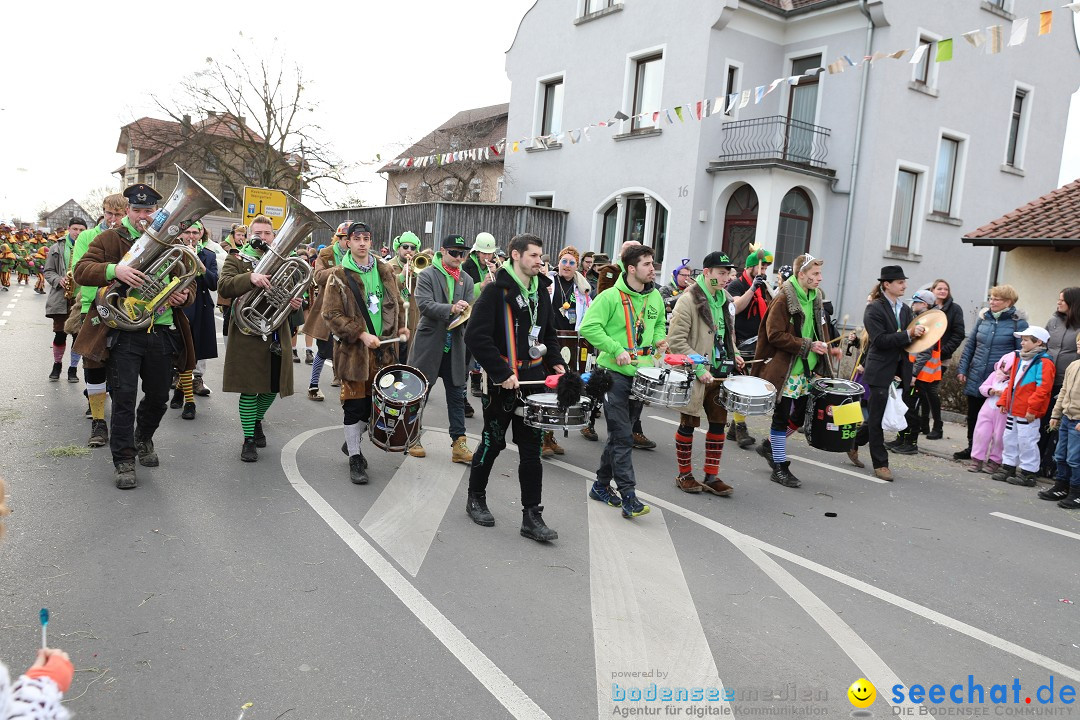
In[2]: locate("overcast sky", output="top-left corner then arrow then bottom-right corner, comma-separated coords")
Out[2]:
1,1 -> 1077,222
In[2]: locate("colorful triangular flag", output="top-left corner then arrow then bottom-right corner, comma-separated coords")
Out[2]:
962,29 -> 985,48
935,38 -> 953,62
987,25 -> 1003,53
1039,10 -> 1053,34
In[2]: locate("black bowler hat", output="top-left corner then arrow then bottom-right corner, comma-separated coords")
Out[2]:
702,251 -> 737,269
878,265 -> 908,282
123,183 -> 162,209
441,234 -> 467,250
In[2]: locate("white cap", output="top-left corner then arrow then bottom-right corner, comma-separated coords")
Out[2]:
1015,325 -> 1050,344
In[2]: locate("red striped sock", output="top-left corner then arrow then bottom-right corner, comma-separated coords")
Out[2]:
675,431 -> 694,475
704,432 -> 726,475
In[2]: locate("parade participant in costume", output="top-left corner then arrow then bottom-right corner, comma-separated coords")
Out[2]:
461,232 -> 499,415
407,234 -> 475,463
580,243 -> 667,518
886,289 -> 940,454
218,215 -> 304,462
0,241 -> 15,290
70,194 -> 127,446
463,233 -> 564,541
320,222 -> 407,484
217,224 -> 246,343
658,258 -> 693,321
302,222 -> 351,401
170,223 -> 219,420
43,218 -> 86,382
753,253 -> 833,488
854,266 -> 923,481
32,242 -> 49,294
590,241 -> 657,450
725,245 -> 775,449
667,252 -> 743,495
387,230 -> 422,355
72,184 -> 196,489
543,245 -> 592,456
14,237 -> 32,286
991,326 -> 1055,486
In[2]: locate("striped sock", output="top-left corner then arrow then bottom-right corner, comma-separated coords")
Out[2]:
239,394 -> 258,437
770,429 -> 786,465
309,353 -> 325,387
704,432 -> 725,475
675,429 -> 694,475
178,371 -> 194,403
255,392 -> 276,421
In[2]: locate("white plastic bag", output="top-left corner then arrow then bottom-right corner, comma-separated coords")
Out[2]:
882,382 -> 908,433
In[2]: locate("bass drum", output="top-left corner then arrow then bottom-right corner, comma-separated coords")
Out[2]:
804,378 -> 864,453
370,364 -> 429,452
555,330 -> 593,374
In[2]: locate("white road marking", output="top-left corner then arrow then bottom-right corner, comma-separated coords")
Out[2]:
546,457 -> 1080,683
990,512 -> 1080,542
281,426 -> 552,720
1,311 -> 9,317
648,415 -> 882,482
0,319 -> 6,325
359,430 -> 467,576
6,303 -> 14,308
589,500 -> 728,717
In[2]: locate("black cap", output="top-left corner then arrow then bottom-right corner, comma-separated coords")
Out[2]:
702,251 -> 737,269
69,217 -> 88,228
123,183 -> 162,209
347,221 -> 371,237
878,265 -> 908,282
441,234 -> 468,250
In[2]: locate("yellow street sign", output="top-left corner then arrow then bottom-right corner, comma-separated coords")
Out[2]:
242,187 -> 289,230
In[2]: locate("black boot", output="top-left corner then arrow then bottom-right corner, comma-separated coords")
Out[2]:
732,421 -> 756,449
466,493 -> 495,526
135,436 -> 159,467
926,423 -> 943,440
1038,478 -> 1071,501
757,438 -> 774,469
349,454 -> 369,484
170,388 -> 183,409
114,461 -> 137,489
67,366 -> 79,383
990,464 -> 1016,482
49,362 -> 61,381
770,461 -> 801,488
241,438 -> 258,462
253,420 -> 266,448
181,402 -> 196,420
520,506 -> 558,542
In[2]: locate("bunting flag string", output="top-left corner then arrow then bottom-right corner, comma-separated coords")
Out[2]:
384,4 -> 1074,170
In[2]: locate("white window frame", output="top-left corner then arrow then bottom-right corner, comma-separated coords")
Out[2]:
911,29 -> 943,89
125,173 -> 137,186
533,72 -> 566,139
931,129 -> 969,219
620,44 -> 666,134
144,172 -> 155,188
468,178 -> 483,201
127,148 -> 137,167
886,160 -> 929,254
781,46 -> 827,128
1004,82 -> 1034,170
442,178 -> 457,200
398,183 -> 409,204
577,0 -> 620,17
496,176 -> 504,203
722,59 -> 743,120
527,192 -> 556,208
221,186 -> 236,211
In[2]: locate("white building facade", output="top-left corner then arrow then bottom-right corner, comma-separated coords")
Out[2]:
502,0 -> 1079,317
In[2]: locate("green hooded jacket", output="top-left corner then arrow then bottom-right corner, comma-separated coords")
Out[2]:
579,272 -> 666,376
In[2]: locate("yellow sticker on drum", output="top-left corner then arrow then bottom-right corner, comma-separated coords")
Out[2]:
379,374 -> 395,388
832,402 -> 864,426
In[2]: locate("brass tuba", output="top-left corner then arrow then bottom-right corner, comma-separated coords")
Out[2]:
231,194 -> 330,339
95,165 -> 227,330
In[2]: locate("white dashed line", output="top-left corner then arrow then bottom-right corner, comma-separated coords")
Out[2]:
990,512 -> 1080,542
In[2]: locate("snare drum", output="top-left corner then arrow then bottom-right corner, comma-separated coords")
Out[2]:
631,366 -> 693,407
804,378 -> 864,453
522,393 -> 594,430
555,330 -> 594,374
370,364 -> 429,452
718,375 -> 777,415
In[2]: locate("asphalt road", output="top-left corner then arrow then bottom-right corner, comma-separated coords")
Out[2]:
1,284 -> 1079,720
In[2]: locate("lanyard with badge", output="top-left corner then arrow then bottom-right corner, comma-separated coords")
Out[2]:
522,292 -> 545,358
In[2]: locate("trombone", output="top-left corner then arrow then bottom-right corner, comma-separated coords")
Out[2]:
400,252 -> 429,330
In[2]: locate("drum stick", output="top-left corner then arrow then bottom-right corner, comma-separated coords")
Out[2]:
378,334 -> 409,345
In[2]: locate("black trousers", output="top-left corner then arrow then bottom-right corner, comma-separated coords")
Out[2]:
856,384 -> 903,469
917,380 -> 941,428
965,395 -> 987,449
468,386 -> 543,508
106,328 -> 179,464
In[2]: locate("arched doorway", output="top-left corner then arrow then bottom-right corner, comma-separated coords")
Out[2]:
722,185 -> 758,266
775,188 -> 813,268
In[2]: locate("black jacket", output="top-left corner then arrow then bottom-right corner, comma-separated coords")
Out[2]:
862,295 -> 914,388
465,267 -> 563,385
938,296 -> 966,361
727,270 -> 773,345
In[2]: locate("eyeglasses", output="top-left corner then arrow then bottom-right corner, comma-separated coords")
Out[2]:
445,248 -> 467,258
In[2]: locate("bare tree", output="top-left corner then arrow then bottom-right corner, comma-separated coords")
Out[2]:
82,185 -> 116,217
142,44 -> 351,204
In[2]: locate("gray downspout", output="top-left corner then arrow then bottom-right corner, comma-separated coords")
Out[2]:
835,0 -> 875,319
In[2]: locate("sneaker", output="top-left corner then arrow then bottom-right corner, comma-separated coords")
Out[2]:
770,461 -> 801,488
192,375 -> 211,396
87,419 -> 108,447
621,491 -> 651,519
408,441 -> 426,458
889,443 -> 918,456
874,466 -> 894,482
1057,493 -> 1080,509
114,461 -> 137,489
589,481 -> 621,508
181,402 -> 196,420
305,349 -> 314,364
135,437 -> 159,467
170,388 -> 183,409
985,461 -> 1001,474
451,436 -> 472,464
632,432 -> 656,450
702,474 -> 734,497
675,472 -> 703,493
48,362 -> 61,381
1038,481 -> 1070,501
253,420 -> 266,448
580,426 -> 599,441
953,448 -> 972,461
67,367 -> 79,383
241,438 -> 258,462
1007,471 -> 1038,487
308,386 -> 324,401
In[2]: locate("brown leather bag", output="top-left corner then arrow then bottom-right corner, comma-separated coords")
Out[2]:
63,302 -> 83,335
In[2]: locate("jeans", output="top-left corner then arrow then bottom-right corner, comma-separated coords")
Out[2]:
106,328 -> 179,464
597,373 -> 642,493
1054,416 -> 1080,487
434,352 -> 466,440
468,386 -> 543,507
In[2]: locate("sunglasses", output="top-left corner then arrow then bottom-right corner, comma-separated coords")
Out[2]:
445,248 -> 467,258
400,244 -> 418,251
560,258 -> 576,266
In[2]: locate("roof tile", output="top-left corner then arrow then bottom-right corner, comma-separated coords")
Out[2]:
965,178 -> 1080,241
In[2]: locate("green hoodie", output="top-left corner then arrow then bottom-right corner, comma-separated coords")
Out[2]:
579,272 -> 666,376
72,224 -> 105,313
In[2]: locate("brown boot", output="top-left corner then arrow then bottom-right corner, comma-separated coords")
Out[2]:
675,472 -> 703,493
451,436 -> 472,464
874,467 -> 893,482
542,431 -> 564,456
701,474 -> 734,496
847,448 -> 864,468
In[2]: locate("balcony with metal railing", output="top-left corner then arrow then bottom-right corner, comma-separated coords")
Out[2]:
708,115 -> 835,179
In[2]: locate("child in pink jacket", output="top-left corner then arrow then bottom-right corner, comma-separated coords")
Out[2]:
968,352 -> 1013,473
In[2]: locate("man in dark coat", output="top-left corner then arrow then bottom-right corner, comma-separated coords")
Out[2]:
856,266 -> 926,481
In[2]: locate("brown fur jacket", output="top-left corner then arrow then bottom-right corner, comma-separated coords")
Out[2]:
321,260 -> 405,384
752,279 -> 832,390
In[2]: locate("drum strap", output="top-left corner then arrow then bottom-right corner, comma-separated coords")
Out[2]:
345,271 -> 377,337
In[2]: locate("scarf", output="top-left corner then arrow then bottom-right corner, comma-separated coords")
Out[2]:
333,242 -> 344,266
503,260 -> 538,299
696,274 -> 726,333
790,280 -> 818,376
121,216 -> 142,239
1018,345 -> 1043,361
342,252 -> 383,336
240,243 -> 262,260
742,269 -> 768,319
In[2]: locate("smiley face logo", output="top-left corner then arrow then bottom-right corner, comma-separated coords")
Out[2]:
848,678 -> 876,708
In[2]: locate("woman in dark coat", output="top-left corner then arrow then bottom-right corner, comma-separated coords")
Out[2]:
954,285 -> 1027,459
919,279 -> 965,438
171,223 -> 219,417
1038,287 -> 1080,473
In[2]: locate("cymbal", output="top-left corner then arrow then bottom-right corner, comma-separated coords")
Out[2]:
447,303 -> 472,330
905,308 -> 947,353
